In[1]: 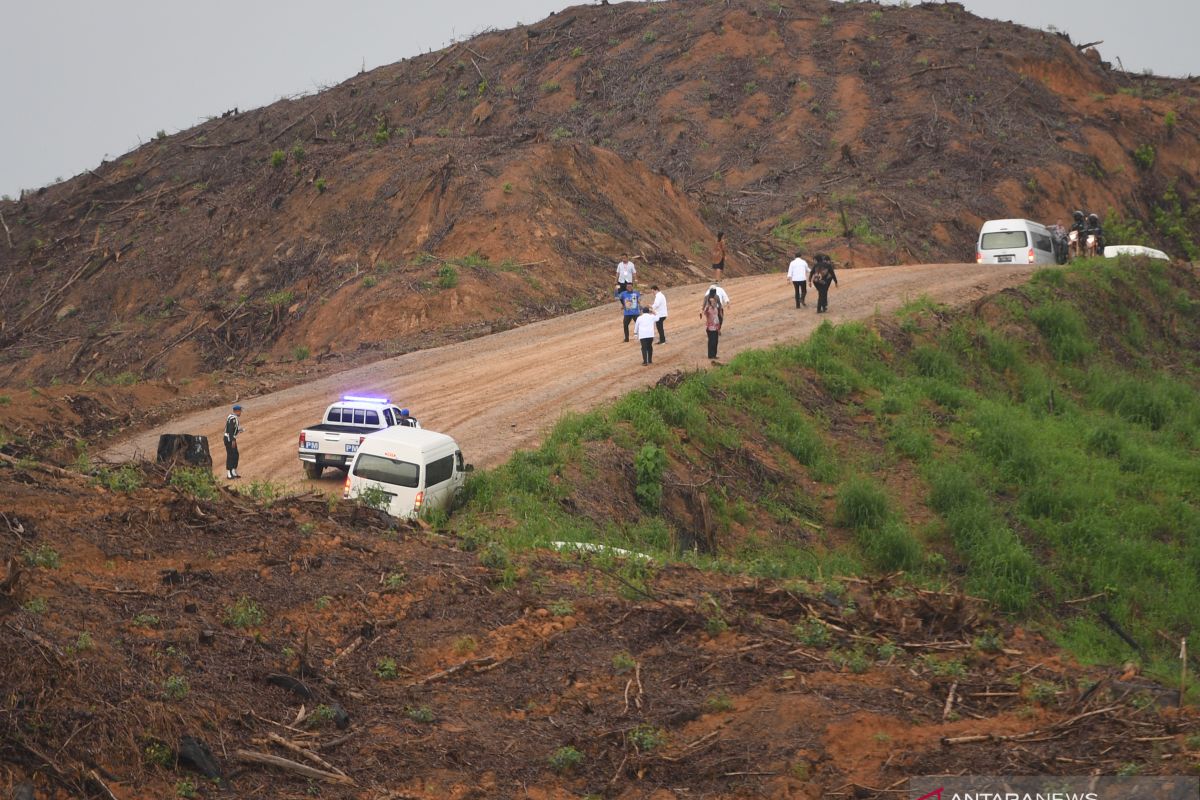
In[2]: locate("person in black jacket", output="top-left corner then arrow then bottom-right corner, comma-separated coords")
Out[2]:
223,404 -> 243,480
1084,213 -> 1105,256
811,254 -> 839,313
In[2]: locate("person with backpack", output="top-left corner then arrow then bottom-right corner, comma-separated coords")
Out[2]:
223,404 -> 243,480
616,284 -> 642,342
700,288 -> 724,361
811,254 -> 838,314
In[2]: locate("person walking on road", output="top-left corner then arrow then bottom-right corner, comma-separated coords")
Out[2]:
650,285 -> 668,344
787,251 -> 809,308
711,232 -> 726,281
701,288 -> 724,362
616,284 -> 642,342
811,254 -> 839,314
616,254 -> 636,292
223,404 -> 243,480
704,283 -> 730,309
635,305 -> 658,366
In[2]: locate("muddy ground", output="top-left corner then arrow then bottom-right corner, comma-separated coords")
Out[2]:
2,460 -> 1197,799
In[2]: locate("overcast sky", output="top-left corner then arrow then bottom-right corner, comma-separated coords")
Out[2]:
1,0 -> 1194,198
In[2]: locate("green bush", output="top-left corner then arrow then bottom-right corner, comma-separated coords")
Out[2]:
437,265 -> 459,289
269,150 -> 286,168
634,443 -> 666,511
224,596 -> 265,629
163,675 -> 189,700
629,724 -> 664,752
22,545 -> 61,569
169,467 -> 217,500
95,465 -> 143,493
1133,143 -> 1155,170
835,478 -> 890,530
548,746 -> 583,773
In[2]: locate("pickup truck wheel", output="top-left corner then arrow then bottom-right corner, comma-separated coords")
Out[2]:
303,462 -> 323,480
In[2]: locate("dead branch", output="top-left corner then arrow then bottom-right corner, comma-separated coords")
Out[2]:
942,681 -> 958,722
261,732 -> 346,776
235,749 -> 355,785
329,635 -> 364,670
1064,591 -> 1108,605
87,770 -> 119,800
142,318 -> 210,373
1075,40 -> 1103,51
463,45 -> 490,61
67,330 -> 122,370
909,63 -> 964,78
941,704 -> 1123,746
0,210 -> 12,249
414,655 -> 498,685
5,621 -> 66,664
0,451 -> 82,481
423,45 -> 460,75
183,137 -> 252,150
470,57 -> 487,84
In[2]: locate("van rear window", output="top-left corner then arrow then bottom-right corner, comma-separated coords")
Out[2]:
981,231 -> 1028,249
352,454 -> 419,488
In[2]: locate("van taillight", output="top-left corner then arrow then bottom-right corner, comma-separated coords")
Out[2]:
359,435 -> 365,445
1027,248 -> 1035,264
299,431 -> 306,446
414,491 -> 424,509
342,474 -> 351,498
976,252 -> 982,264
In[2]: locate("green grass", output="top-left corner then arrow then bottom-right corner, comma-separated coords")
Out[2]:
451,257 -> 1200,675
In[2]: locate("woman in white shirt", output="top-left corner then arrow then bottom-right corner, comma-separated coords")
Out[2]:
634,306 -> 658,366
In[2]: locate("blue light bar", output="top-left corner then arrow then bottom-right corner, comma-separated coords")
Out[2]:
342,395 -> 389,404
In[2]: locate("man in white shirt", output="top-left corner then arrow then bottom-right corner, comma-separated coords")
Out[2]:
650,285 -> 668,344
634,305 -> 658,366
616,255 -> 636,292
787,251 -> 809,308
705,283 -> 730,309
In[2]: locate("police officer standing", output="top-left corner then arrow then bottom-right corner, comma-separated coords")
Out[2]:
224,404 -> 243,480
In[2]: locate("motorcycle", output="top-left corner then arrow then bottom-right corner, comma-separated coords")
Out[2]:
1068,229 -> 1081,260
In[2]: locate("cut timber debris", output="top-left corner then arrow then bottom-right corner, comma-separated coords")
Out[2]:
236,749 -> 355,786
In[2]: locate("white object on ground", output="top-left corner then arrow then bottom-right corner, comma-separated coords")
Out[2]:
1104,245 -> 1169,261
549,541 -> 653,562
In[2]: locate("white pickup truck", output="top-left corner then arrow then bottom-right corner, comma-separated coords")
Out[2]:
298,396 -> 420,479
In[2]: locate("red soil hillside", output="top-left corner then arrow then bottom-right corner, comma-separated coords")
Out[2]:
0,0 -> 1197,389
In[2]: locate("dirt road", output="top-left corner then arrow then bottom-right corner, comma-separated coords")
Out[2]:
106,263 -> 1037,487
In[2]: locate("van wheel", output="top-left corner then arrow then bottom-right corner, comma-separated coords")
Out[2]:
303,462 -> 323,480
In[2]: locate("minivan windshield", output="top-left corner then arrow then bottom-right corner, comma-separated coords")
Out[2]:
352,453 -> 419,488
981,231 -> 1028,250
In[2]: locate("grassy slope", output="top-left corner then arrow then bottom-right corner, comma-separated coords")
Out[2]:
452,258 -> 1200,682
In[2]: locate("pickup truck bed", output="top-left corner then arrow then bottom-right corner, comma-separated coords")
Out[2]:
298,398 -> 420,479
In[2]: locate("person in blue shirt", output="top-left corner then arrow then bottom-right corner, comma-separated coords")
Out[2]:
616,285 -> 642,342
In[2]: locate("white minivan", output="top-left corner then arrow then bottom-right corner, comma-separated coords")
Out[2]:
976,219 -> 1058,265
343,427 -> 471,518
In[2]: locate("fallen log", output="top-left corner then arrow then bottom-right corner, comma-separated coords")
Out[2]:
235,749 -> 355,785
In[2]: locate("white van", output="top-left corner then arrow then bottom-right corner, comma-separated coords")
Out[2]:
343,427 -> 471,518
976,219 -> 1058,265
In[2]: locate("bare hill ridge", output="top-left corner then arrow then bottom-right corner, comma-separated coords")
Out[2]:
0,0 -> 1197,387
